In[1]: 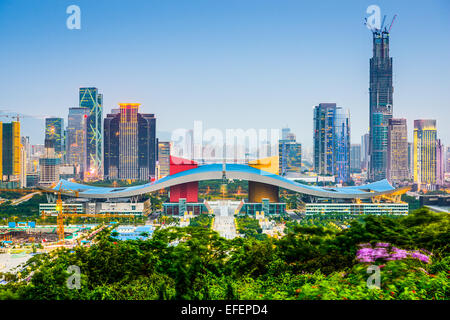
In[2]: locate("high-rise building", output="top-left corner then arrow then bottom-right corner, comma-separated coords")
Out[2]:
335,109 -> 351,183
314,103 -> 336,176
45,118 -> 65,157
361,133 -> 369,171
350,144 -> 362,173
313,103 -> 351,183
158,141 -> 171,178
436,139 -> 444,186
20,143 -> 26,188
408,142 -> 414,179
39,138 -> 60,187
286,132 -> 296,141
66,107 -> 89,178
278,139 -> 302,176
28,144 -> 44,175
281,127 -> 290,140
21,136 -> 31,173
104,104 -> 156,180
387,118 -> 409,184
368,28 -> 394,181
413,120 -> 437,189
0,121 -> 21,182
79,87 -> 103,178
446,146 -> 450,173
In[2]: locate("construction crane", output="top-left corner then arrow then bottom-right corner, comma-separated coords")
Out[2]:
0,186 -> 125,244
38,185 -> 132,244
364,13 -> 397,34
0,114 -> 21,122
0,110 -> 49,121
387,14 -> 397,33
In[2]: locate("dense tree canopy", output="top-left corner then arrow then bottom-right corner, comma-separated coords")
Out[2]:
0,208 -> 448,300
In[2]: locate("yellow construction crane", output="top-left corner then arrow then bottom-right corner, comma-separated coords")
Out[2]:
40,187 -> 128,244
0,186 -> 125,244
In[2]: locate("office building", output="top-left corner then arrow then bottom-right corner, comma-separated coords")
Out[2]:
305,203 -> 408,215
335,109 -> 351,183
368,28 -> 394,181
39,138 -> 60,186
79,87 -> 103,178
361,133 -> 369,171
446,146 -> 450,173
408,142 -> 414,179
20,143 -> 26,187
1,121 -> 21,184
436,139 -> 444,186
104,103 -> 156,180
158,141 -> 171,178
350,144 -> 362,173
281,127 -> 290,140
286,132 -> 296,142
278,139 -> 302,176
66,107 -> 89,178
413,120 -> 437,189
387,118 -> 409,184
45,118 -> 65,157
313,103 -> 351,183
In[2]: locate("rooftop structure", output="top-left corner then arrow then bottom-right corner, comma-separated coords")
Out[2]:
49,163 -> 401,200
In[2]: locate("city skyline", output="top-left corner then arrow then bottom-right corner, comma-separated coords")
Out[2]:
0,0 -> 449,148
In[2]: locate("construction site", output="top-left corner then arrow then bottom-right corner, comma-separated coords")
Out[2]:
0,224 -> 76,245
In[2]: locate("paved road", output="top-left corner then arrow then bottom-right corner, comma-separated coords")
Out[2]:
11,192 -> 41,206
210,200 -> 238,239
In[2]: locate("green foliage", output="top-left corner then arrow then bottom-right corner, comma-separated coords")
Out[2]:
0,191 -> 24,200
189,214 -> 213,228
402,194 -> 421,212
0,194 -> 47,223
236,217 -> 267,240
0,208 -> 448,300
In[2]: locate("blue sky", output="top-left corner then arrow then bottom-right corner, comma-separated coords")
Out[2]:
0,0 -> 449,147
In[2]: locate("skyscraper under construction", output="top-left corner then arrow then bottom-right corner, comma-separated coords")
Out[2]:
367,19 -> 395,181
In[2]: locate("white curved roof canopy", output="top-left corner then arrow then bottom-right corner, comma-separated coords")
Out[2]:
46,164 -> 397,200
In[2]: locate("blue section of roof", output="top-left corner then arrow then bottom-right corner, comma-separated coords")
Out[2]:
54,163 -> 395,198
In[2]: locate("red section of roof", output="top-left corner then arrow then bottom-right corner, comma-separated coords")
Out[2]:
170,156 -> 197,166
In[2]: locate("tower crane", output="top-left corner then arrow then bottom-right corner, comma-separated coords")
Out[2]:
387,14 -> 397,33
40,186 -> 125,244
0,186 -> 126,244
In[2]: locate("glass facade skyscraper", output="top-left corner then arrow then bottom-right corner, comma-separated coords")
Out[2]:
281,127 -> 290,140
45,117 -> 64,157
66,107 -> 89,178
413,120 -> 437,189
368,30 -> 393,182
278,139 -> 302,176
313,103 -> 350,183
436,139 -> 444,186
104,104 -> 156,180
387,118 -> 409,184
350,144 -> 361,173
158,141 -> 171,178
79,87 -> 103,178
446,146 -> 450,174
335,109 -> 351,183
361,133 -> 369,171
0,121 -> 21,179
